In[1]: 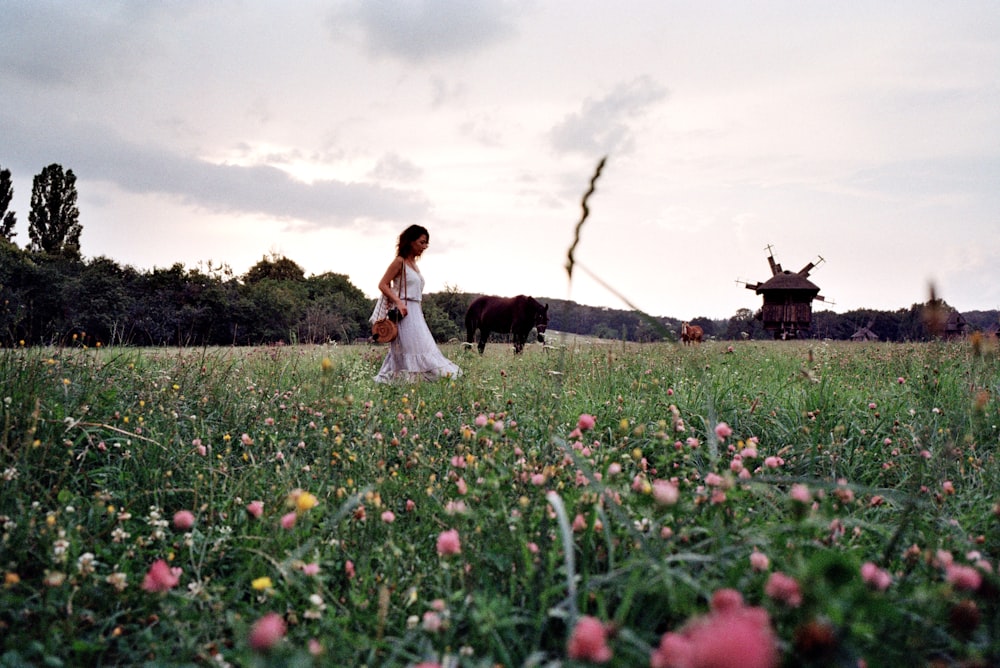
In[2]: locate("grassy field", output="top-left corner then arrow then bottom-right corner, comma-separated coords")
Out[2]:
1,336 -> 997,667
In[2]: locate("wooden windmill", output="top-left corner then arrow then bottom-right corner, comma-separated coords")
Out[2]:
742,245 -> 828,339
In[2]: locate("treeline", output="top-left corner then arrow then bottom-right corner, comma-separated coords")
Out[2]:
3,239 -> 996,347
0,245 -> 371,346
547,300 -> 998,344
3,162 -> 996,347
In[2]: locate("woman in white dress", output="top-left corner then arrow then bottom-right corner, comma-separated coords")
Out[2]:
372,225 -> 462,383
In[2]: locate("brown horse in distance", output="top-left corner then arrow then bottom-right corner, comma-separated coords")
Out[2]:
681,322 -> 703,345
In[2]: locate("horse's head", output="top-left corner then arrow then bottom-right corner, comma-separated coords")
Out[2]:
534,301 -> 549,343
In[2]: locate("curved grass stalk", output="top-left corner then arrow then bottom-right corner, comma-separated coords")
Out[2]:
545,490 -> 578,623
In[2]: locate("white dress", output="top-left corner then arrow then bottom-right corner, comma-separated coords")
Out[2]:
372,263 -> 462,384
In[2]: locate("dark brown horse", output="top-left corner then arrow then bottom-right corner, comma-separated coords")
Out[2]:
465,295 -> 549,354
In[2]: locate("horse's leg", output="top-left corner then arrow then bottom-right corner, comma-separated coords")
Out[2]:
466,319 -> 476,346
478,329 -> 489,355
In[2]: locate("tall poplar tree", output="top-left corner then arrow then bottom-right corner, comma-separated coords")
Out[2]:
0,166 -> 16,243
28,163 -> 81,259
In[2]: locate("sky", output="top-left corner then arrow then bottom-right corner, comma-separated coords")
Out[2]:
3,1 -> 999,320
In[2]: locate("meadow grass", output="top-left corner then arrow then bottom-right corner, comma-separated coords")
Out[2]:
0,337 -> 997,667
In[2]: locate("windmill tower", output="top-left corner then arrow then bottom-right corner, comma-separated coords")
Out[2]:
742,245 -> 828,339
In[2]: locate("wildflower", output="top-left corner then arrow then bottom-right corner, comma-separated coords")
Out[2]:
749,550 -> 770,572
381,510 -> 396,523
789,484 -> 811,504
714,422 -> 733,440
246,500 -> 264,518
76,552 -> 97,576
301,562 -> 320,576
474,414 -> 488,427
577,414 -> 597,431
248,612 -> 286,651
703,472 -> 724,487
531,473 -> 547,486
251,576 -> 273,591
567,615 -> 613,663
141,559 -> 181,592
652,479 -> 679,506
436,529 -> 461,556
572,513 -> 588,532
294,490 -> 318,513
406,499 -> 416,512
942,480 -> 956,495
444,500 -> 468,515
764,572 -> 802,607
43,571 -> 66,587
711,588 -> 744,613
945,564 -> 982,591
651,589 -> 778,668
106,572 -> 127,592
241,433 -> 253,446
280,512 -> 297,529
345,560 -> 355,579
860,562 -> 891,591
422,611 -> 444,633
172,510 -> 195,530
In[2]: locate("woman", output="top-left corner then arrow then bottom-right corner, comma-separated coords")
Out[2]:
371,225 -> 462,383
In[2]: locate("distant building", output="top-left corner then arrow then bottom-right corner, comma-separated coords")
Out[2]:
850,322 -> 878,342
744,246 -> 829,339
944,310 -> 968,340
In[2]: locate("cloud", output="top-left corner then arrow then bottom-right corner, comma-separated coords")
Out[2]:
549,76 -> 669,156
330,0 -> 522,62
3,117 -> 430,227
369,153 -> 423,183
0,3 -> 167,87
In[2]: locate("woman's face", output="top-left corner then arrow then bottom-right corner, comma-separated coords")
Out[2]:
411,234 -> 429,257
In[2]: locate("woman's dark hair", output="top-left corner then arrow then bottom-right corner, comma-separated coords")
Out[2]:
396,225 -> 430,258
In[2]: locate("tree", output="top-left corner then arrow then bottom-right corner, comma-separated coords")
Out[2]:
0,166 -> 16,242
28,164 -> 81,259
244,254 -> 306,283
725,308 -> 760,340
